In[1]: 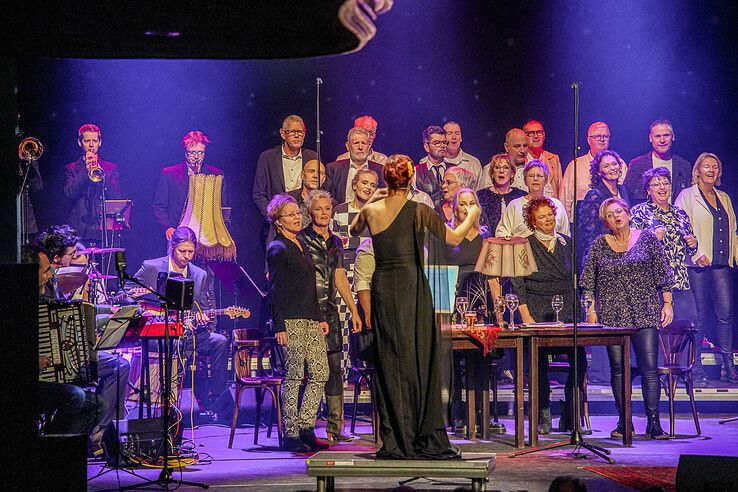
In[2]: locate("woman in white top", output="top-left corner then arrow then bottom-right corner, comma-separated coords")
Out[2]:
496,160 -> 570,238
675,153 -> 738,383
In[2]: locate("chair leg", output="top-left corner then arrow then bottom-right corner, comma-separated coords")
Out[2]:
668,374 -> 676,437
265,385 -> 277,439
229,384 -> 242,449
275,383 -> 284,448
684,375 -> 701,436
351,376 -> 361,434
254,387 -> 264,445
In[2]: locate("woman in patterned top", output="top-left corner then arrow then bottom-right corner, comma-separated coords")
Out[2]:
675,153 -> 738,384
477,153 -> 527,233
581,197 -> 675,440
631,167 -> 704,384
576,150 -> 631,268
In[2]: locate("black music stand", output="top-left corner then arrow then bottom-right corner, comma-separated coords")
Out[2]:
89,306 -> 148,484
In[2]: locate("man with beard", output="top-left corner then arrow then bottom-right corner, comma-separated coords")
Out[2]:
415,125 -> 451,208
335,115 -> 388,165
324,127 -> 385,204
479,128 -> 529,192
299,190 -> 361,445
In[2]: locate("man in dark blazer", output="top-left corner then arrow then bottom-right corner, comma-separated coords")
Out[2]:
154,130 -> 225,240
132,226 -> 228,404
323,127 -> 385,204
64,124 -> 121,240
624,119 -> 692,205
414,124 -> 449,208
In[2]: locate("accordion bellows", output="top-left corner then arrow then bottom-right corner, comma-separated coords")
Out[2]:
179,174 -> 237,261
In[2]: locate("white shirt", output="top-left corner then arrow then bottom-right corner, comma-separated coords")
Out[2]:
345,159 -> 369,203
407,187 -> 435,208
168,256 -> 189,279
445,149 -> 483,190
281,146 -> 303,192
496,195 -> 570,238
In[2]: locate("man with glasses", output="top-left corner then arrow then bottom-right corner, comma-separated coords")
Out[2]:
324,127 -> 385,204
416,125 -> 451,207
443,121 -> 483,190
624,118 -> 692,206
253,115 -> 318,248
479,128 -> 529,191
335,115 -> 388,165
560,121 -> 627,217
522,120 -> 562,199
154,130 -> 225,240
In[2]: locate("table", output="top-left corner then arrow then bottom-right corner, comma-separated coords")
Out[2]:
452,328 -> 528,448
526,325 -> 637,447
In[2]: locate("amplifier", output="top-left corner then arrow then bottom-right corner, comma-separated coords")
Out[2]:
103,416 -> 182,466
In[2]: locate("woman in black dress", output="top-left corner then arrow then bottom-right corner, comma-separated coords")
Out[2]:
581,197 -> 674,440
477,153 -> 527,232
350,154 -> 480,459
511,197 -> 586,434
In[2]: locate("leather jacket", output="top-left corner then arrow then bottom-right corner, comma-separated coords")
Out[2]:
298,226 -> 343,313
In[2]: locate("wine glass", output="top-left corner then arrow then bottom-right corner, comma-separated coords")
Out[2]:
580,292 -> 594,321
505,293 -> 519,330
455,296 -> 468,325
551,295 -> 564,325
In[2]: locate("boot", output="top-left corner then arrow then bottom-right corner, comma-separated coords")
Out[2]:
539,407 -> 552,435
325,395 -> 354,445
645,411 -> 670,440
610,418 -> 634,439
720,353 -> 738,383
299,427 -> 330,451
692,356 -> 710,388
557,400 -> 570,432
281,435 -> 310,453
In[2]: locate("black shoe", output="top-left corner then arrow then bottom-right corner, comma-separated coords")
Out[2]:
645,413 -> 671,440
299,428 -> 329,451
720,354 -> 738,383
539,408 -> 552,435
281,436 -> 310,453
610,420 -> 633,439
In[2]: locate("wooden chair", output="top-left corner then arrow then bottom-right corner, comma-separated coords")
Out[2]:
348,330 -> 379,443
658,319 -> 701,437
228,329 -> 284,449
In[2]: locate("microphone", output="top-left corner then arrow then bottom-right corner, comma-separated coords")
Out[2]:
114,250 -> 127,288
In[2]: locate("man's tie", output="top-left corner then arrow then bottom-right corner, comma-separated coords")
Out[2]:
433,164 -> 444,183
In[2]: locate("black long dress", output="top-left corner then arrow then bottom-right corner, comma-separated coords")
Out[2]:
371,200 -> 458,459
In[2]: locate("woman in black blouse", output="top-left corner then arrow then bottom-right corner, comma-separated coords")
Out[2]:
576,150 -> 630,268
266,194 -> 329,452
511,197 -> 586,434
581,197 -> 674,440
477,153 -> 527,232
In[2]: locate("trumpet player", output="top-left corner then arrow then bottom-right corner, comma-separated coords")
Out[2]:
64,124 -> 121,241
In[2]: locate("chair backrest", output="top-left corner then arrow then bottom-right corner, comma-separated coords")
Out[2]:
658,319 -> 697,369
232,329 -> 258,379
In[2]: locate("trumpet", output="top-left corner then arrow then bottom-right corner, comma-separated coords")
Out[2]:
18,137 -> 44,162
86,152 -> 104,182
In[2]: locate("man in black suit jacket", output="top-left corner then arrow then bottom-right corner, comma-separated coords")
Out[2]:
154,131 -> 225,240
624,119 -> 692,205
414,125 -> 450,208
64,124 -> 122,240
323,127 -> 385,204
133,226 -> 228,403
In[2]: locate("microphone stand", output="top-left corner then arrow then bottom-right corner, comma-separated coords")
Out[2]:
118,273 -> 208,490
509,81 -> 613,464
17,159 -> 33,249
315,77 -> 323,165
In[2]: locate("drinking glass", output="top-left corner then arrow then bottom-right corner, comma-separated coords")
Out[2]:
551,295 -> 564,324
580,292 -> 594,320
505,293 -> 519,330
494,296 -> 506,327
455,296 -> 468,325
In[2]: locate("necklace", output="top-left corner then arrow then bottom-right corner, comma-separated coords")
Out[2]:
613,229 -> 631,247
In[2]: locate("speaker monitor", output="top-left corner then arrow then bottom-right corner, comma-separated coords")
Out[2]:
676,454 -> 738,492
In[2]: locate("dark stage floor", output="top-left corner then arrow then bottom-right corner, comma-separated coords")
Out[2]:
87,412 -> 738,491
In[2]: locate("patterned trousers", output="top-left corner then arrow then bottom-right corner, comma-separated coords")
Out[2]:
282,319 -> 329,437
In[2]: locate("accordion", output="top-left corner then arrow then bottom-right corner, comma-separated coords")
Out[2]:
38,301 -> 97,386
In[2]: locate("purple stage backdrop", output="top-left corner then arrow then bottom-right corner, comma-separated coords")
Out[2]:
15,1 -> 738,325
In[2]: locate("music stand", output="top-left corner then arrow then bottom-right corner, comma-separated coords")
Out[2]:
101,199 -> 133,231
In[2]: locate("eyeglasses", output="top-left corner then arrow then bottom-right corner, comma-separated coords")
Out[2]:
604,208 -> 627,219
588,134 -> 611,142
280,211 -> 301,218
492,165 -> 512,172
186,150 -> 205,157
525,130 -> 545,137
648,180 -> 671,189
429,140 -> 449,146
283,129 -> 306,137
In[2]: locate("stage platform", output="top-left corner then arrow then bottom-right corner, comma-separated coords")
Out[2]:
87,414 -> 738,491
